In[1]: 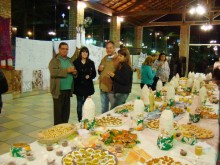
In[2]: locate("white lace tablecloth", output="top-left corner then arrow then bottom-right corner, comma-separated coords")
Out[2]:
0,89 -> 219,165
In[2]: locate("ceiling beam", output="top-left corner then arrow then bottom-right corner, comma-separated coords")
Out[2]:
113,0 -> 147,16
142,20 -> 220,26
124,17 -> 142,26
84,1 -> 114,16
213,12 -> 220,19
116,9 -> 184,17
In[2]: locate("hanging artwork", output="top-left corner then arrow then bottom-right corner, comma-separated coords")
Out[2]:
32,70 -> 43,90
12,70 -> 22,93
0,17 -> 12,56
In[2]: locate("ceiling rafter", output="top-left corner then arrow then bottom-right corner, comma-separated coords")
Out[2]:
213,12 -> 220,19
142,20 -> 220,26
84,1 -> 114,16
111,0 -> 130,10
113,0 -> 147,16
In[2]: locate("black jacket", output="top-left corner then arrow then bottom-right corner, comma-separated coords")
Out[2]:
73,58 -> 96,96
112,63 -> 133,93
0,70 -> 8,94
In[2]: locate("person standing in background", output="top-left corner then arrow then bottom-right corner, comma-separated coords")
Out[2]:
98,41 -> 119,113
73,47 -> 96,122
153,52 -> 170,85
0,69 -> 8,115
49,42 -> 77,125
140,56 -> 156,89
108,48 -> 133,108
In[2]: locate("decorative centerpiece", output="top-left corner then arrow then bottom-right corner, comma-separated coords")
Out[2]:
10,143 -> 31,158
186,77 -> 193,93
141,85 -> 150,108
149,89 -> 155,112
181,132 -> 197,145
133,96 -> 145,117
81,97 -> 96,130
157,108 -> 174,150
188,95 -> 201,123
199,86 -> 207,105
155,79 -> 163,102
166,84 -> 175,106
192,79 -> 200,95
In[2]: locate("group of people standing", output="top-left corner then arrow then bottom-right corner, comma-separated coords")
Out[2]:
140,53 -> 170,90
49,41 -> 133,125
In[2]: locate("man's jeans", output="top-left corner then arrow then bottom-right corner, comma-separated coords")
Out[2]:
100,90 -> 115,113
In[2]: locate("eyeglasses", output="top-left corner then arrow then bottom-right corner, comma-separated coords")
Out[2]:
60,48 -> 69,50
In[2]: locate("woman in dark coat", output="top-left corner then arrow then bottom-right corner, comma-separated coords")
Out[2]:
73,47 -> 96,122
107,48 -> 133,109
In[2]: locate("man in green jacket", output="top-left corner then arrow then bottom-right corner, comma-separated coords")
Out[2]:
49,42 -> 77,125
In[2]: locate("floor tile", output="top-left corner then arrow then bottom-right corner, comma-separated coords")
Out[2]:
32,113 -> 51,119
6,113 -> 28,120
0,117 -> 12,124
19,116 -> 42,123
0,130 -> 21,141
23,110 -> 40,116
27,130 -> 42,138
0,142 -> 11,155
1,121 -> 25,129
0,126 -> 8,132
12,125 -> 39,134
5,134 -> 36,145
30,120 -> 52,128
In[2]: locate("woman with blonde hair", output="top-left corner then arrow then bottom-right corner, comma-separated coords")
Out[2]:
107,48 -> 133,108
140,56 -> 156,89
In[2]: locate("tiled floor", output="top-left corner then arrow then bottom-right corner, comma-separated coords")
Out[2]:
0,84 -> 141,155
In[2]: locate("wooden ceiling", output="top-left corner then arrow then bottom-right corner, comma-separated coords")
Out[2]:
82,0 -> 220,26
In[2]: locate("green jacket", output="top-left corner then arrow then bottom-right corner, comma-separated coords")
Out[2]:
48,54 -> 76,99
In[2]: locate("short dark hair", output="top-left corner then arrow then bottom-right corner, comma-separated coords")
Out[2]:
78,46 -> 90,60
106,40 -> 115,47
59,42 -> 68,48
158,52 -> 167,61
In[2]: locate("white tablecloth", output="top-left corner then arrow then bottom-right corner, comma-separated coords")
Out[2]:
0,88 -> 219,165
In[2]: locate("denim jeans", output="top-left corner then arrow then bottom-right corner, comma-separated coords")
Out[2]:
100,91 -> 115,113
76,95 -> 88,122
113,93 -> 129,109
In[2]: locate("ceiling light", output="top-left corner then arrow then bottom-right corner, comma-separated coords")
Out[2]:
77,2 -> 86,9
201,24 -> 213,31
189,4 -> 206,15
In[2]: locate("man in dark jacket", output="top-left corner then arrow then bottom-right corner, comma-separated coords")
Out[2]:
0,69 -> 8,114
49,42 -> 77,125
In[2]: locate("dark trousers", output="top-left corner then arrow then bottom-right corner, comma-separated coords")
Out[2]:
53,90 -> 71,125
76,95 -> 88,122
0,95 -> 2,113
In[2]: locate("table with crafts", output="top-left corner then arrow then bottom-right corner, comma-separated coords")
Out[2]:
0,78 -> 219,165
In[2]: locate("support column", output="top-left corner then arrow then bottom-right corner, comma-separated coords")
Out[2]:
68,1 -> 85,39
134,26 -> 143,48
179,24 -> 190,76
110,16 -> 121,48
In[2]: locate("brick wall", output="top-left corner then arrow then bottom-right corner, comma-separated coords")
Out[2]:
0,0 -> 11,18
